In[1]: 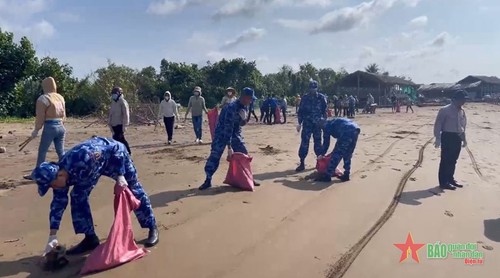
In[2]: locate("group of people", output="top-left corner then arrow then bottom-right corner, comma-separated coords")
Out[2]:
259,95 -> 288,124
24,76 -> 468,265
332,95 -> 358,118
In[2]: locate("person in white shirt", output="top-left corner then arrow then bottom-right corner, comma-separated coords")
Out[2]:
108,87 -> 131,154
158,91 -> 179,145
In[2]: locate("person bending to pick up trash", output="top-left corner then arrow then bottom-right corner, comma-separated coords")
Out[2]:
296,80 -> 328,172
31,136 -> 159,257
315,118 -> 360,182
199,87 -> 260,190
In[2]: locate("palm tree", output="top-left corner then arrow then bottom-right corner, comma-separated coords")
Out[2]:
365,63 -> 380,74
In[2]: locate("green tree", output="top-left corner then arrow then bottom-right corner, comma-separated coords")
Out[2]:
365,63 -> 380,74
0,29 -> 37,116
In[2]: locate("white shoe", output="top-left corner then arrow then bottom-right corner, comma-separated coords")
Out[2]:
195,139 -> 200,143
168,141 -> 172,145
198,139 -> 203,144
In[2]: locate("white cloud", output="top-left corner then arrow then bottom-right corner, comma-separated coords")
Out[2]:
409,15 -> 428,28
147,0 -> 200,15
0,0 -> 56,41
429,31 -> 451,47
206,50 -> 245,61
186,31 -> 218,47
221,27 -> 266,49
0,0 -> 50,16
212,0 -> 273,20
56,12 -> 81,23
401,0 -> 421,7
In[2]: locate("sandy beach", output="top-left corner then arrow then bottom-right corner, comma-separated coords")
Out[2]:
1,103 -> 499,278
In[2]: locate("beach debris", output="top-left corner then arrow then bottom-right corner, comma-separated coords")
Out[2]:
4,238 -> 20,243
444,210 -> 454,217
259,145 -> 281,155
482,245 -> 494,251
0,147 -> 6,153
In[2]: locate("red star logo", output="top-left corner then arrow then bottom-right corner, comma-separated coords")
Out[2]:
394,232 -> 425,263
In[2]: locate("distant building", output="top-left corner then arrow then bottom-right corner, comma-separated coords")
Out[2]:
456,75 -> 500,99
334,70 -> 417,106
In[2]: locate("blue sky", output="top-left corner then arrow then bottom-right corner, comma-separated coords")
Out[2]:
1,0 -> 499,84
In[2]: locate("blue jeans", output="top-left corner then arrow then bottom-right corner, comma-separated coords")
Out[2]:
36,120 -> 66,167
192,116 -> 203,139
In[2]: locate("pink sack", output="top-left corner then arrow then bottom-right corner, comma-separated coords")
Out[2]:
223,153 -> 255,191
274,107 -> 282,124
316,154 -> 344,177
208,108 -> 219,141
80,184 -> 148,275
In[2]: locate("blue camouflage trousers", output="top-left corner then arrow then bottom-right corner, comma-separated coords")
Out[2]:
298,122 -> 323,162
326,129 -> 360,176
71,155 -> 156,235
204,134 -> 247,181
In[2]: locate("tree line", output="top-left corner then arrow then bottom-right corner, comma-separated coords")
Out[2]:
2,29 -> 387,118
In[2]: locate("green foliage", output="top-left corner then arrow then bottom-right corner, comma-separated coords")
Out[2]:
1,29 -> 353,118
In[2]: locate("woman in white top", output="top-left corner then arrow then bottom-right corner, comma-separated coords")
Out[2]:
219,87 -> 237,109
158,91 -> 179,144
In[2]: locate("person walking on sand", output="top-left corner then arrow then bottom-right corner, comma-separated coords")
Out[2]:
315,118 -> 360,182
295,94 -> 301,114
220,87 -> 237,109
247,95 -> 259,123
391,93 -> 397,113
280,95 -> 288,124
31,136 -> 159,256
295,80 -> 328,172
24,77 -> 66,180
185,86 -> 209,144
158,91 -> 179,145
434,90 -> 468,190
199,87 -> 261,190
406,97 -> 414,113
108,87 -> 131,155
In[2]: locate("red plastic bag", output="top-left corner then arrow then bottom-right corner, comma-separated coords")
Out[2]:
80,184 -> 148,275
223,152 -> 255,191
316,154 -> 344,177
208,108 -> 219,141
274,107 -> 281,124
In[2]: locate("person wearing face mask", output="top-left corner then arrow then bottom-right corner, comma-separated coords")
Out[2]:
31,136 -> 159,257
199,87 -> 261,190
158,91 -> 179,145
295,80 -> 328,172
185,86 -> 209,144
108,87 -> 131,155
220,87 -> 237,109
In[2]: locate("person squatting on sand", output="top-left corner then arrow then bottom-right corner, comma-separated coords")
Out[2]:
24,77 -> 67,181
32,136 -> 159,256
434,89 -> 468,190
199,87 -> 261,190
158,91 -> 179,145
315,118 -> 360,182
108,87 -> 131,155
185,86 -> 209,144
295,80 -> 328,172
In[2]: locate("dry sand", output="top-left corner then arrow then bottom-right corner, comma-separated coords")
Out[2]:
0,104 -> 499,278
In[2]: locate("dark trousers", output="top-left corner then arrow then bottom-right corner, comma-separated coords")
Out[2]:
438,132 -> 462,186
112,125 -> 131,155
406,105 -> 414,113
247,109 -> 258,122
281,107 -> 287,123
163,116 -> 175,141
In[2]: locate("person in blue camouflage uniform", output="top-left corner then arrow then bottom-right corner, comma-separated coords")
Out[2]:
199,87 -> 261,190
315,118 -> 360,182
32,136 -> 159,256
295,80 -> 328,172
260,96 -> 270,124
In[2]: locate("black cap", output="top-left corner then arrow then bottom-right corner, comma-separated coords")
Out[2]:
451,90 -> 468,100
111,87 -> 123,94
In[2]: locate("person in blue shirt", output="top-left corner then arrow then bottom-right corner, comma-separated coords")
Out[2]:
199,87 -> 261,190
315,118 -> 360,182
31,136 -> 159,256
348,95 -> 356,118
269,95 -> 279,124
296,80 -> 328,172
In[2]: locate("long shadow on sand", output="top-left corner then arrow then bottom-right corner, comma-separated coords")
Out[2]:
149,186 -> 240,208
398,186 -> 443,206
0,255 -> 86,278
275,173 -> 342,191
484,218 -> 500,242
253,169 -> 304,181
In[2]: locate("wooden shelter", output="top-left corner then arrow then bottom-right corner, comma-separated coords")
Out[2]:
334,71 -> 417,106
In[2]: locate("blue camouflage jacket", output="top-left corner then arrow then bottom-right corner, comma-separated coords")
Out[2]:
321,118 -> 360,155
297,92 -> 328,125
215,100 -> 247,144
49,137 -> 130,230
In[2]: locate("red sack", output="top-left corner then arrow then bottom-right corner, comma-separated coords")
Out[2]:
316,154 -> 344,177
208,108 -> 219,141
223,153 -> 255,191
80,184 -> 148,275
274,107 -> 281,124
327,108 -> 333,117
